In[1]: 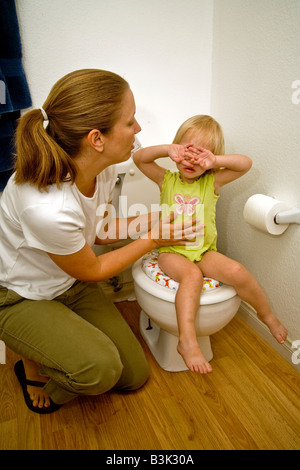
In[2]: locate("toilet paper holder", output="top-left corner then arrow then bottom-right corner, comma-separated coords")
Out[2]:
274,206 -> 300,225
243,194 -> 299,235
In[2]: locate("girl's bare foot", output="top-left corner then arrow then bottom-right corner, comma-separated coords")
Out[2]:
258,313 -> 288,344
177,340 -> 212,374
23,358 -> 51,409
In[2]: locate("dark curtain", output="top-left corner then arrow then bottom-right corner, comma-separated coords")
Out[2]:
0,0 -> 32,190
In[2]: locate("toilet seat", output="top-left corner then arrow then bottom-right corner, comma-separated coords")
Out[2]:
133,251 -> 238,306
141,250 -> 222,292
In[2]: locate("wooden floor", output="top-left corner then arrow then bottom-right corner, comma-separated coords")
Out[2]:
0,300 -> 299,450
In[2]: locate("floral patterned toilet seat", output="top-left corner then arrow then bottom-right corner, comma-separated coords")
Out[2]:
141,251 -> 222,293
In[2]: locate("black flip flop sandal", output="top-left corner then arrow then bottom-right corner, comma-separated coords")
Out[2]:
14,360 -> 61,414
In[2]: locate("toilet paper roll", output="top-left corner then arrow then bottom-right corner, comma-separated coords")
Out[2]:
243,194 -> 289,235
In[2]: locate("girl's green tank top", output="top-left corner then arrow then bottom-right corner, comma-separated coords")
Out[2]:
158,170 -> 219,262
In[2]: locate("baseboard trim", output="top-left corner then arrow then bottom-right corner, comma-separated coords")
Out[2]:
0,340 -> 6,364
238,301 -> 300,373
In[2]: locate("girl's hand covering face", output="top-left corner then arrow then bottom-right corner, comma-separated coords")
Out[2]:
170,144 -> 216,171
168,144 -> 200,168
191,147 -> 216,170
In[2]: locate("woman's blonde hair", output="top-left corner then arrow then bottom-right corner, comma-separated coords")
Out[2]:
173,114 -> 225,155
14,69 -> 129,189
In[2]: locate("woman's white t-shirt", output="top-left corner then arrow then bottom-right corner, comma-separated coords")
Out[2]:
0,167 -> 117,300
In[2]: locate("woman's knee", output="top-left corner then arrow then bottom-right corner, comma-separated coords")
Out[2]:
123,358 -> 149,391
114,345 -> 149,392
66,345 -> 124,397
74,349 -> 149,395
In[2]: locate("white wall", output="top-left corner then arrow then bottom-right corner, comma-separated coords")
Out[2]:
16,0 -> 213,145
211,0 -> 300,344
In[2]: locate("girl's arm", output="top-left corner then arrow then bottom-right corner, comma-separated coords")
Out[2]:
213,154 -> 252,193
193,147 -> 252,193
133,144 -> 196,189
133,145 -> 170,189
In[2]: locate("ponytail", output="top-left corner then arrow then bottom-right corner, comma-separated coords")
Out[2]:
14,109 -> 77,189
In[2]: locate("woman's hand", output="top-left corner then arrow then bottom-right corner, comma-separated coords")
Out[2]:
142,212 -> 205,248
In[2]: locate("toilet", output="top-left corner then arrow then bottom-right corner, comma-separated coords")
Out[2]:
132,251 -> 241,372
112,146 -> 241,372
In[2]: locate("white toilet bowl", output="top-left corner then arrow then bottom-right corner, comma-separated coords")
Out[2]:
132,251 -> 241,372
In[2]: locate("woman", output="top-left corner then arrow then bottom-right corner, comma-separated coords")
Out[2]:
0,69 -> 201,413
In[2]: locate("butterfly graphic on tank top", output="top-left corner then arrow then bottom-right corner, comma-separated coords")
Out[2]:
173,194 -> 201,216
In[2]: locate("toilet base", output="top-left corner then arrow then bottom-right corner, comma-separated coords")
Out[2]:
139,310 -> 213,372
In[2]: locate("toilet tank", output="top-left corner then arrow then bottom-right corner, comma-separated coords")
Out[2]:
119,138 -> 177,217
120,159 -> 160,217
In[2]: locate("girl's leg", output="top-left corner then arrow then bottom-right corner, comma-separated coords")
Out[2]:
158,253 -> 212,374
197,251 -> 287,344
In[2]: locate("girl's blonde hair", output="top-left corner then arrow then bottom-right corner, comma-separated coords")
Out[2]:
14,69 -> 129,189
173,115 -> 225,155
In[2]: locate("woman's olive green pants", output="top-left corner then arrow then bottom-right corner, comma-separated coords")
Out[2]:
0,282 -> 149,405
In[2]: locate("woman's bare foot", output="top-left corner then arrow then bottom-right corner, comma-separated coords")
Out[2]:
258,313 -> 288,344
177,340 -> 212,374
23,358 -> 51,409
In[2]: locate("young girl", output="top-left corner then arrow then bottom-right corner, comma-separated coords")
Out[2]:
133,115 -> 287,374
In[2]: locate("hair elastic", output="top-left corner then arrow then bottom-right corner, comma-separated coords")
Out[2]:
40,107 -> 49,129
